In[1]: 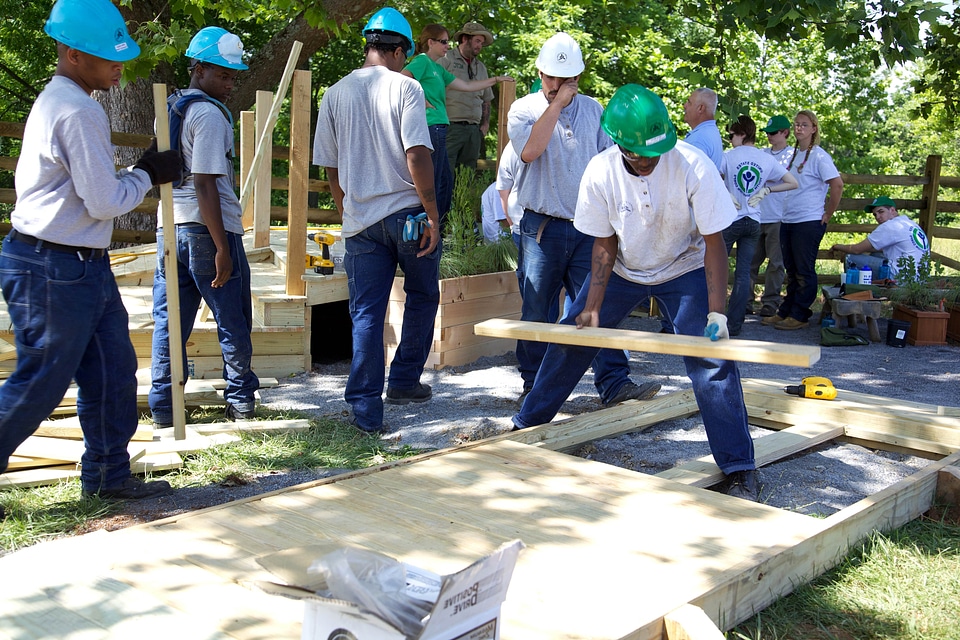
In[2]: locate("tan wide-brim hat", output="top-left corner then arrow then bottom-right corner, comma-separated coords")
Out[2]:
454,22 -> 494,46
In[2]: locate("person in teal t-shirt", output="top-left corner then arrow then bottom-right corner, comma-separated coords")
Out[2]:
403,24 -> 513,225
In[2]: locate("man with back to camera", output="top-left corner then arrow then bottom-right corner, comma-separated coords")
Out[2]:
0,0 -> 180,510
149,26 -> 259,430
507,32 -> 658,408
440,22 -> 496,171
313,7 -> 441,434
830,196 -> 930,279
512,84 -> 760,501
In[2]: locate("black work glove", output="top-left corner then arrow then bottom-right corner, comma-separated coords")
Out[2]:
134,146 -> 182,186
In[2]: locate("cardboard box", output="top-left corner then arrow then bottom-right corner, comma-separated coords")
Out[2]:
257,540 -> 523,640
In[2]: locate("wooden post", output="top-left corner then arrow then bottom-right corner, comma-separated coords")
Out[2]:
253,90 -> 273,248
285,70 -> 310,296
496,79 -> 516,172
239,111 -> 255,230
152,84 -> 188,440
920,154 -> 942,250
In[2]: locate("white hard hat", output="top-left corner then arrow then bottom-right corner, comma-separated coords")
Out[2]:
535,32 -> 584,77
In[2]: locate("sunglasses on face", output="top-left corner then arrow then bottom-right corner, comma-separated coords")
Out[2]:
432,38 -> 449,45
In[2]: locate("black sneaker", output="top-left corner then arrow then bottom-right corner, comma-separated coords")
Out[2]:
758,305 -> 778,318
721,470 -> 759,501
604,381 -> 661,408
517,387 -> 532,406
225,403 -> 255,421
385,383 -> 432,405
83,476 -> 173,500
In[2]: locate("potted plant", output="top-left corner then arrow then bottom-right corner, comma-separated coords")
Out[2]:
384,169 -> 521,368
890,254 -> 950,346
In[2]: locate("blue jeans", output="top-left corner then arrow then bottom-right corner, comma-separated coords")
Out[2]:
429,125 -> 453,223
513,268 -> 755,474
0,235 -> 139,492
149,226 -> 258,423
516,211 -> 631,400
722,217 -> 761,334
513,229 -> 560,322
779,220 -> 826,322
344,207 -> 441,431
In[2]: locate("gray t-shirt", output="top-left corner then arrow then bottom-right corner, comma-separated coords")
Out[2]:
313,66 -> 432,237
167,89 -> 243,234
507,91 -> 612,220
12,76 -> 152,248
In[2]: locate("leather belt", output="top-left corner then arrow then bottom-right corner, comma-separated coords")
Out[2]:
8,229 -> 106,261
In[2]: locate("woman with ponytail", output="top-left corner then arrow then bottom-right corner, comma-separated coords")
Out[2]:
402,24 -> 513,226
762,109 -> 843,330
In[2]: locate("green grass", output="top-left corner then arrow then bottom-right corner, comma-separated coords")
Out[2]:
729,516 -> 960,640
0,407 -> 424,555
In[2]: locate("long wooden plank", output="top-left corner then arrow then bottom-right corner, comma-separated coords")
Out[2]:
657,423 -> 845,487
743,378 -> 960,417
474,318 -> 820,367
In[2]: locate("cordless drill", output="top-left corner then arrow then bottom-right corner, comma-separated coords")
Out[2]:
306,232 -> 335,275
784,376 -> 837,400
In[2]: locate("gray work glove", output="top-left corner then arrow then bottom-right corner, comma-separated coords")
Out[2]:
704,312 -> 730,341
748,187 -> 771,208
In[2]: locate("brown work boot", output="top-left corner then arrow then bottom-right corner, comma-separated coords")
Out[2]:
761,314 -> 785,326
776,317 -> 809,331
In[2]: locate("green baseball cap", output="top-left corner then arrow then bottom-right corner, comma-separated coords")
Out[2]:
761,115 -> 790,133
864,196 -> 896,212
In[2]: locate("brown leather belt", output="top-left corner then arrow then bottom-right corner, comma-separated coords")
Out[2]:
8,229 -> 106,260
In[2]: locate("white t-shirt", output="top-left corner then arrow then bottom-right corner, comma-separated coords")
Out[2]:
721,145 -> 788,222
495,141 -> 524,234
575,141 -> 737,285
757,145 -> 793,224
782,145 -> 840,224
480,182 -> 508,243
313,66 -> 432,237
867,215 -> 930,277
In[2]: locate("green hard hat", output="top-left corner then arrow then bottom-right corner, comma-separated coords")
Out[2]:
601,84 -> 677,157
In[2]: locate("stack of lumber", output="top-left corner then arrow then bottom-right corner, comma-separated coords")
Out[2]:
0,375 -> 312,489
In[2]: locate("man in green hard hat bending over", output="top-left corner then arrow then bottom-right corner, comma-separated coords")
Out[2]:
0,0 -> 179,511
511,84 -> 760,501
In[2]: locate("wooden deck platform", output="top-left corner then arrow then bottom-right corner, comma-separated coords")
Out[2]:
2,383 -> 958,639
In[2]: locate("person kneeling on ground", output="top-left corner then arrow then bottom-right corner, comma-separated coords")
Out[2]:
511,84 -> 760,501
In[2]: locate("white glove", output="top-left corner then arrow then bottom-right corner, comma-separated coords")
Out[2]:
704,312 -> 729,341
730,191 -> 741,210
748,187 -> 771,208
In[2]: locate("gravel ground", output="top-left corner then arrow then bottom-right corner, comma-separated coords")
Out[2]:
86,309 -> 960,528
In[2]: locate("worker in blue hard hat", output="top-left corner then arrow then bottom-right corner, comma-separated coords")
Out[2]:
512,84 -> 761,501
148,26 -> 259,433
0,0 -> 179,510
312,7 -> 441,434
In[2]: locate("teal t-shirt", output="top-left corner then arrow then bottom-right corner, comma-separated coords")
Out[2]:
404,54 -> 456,126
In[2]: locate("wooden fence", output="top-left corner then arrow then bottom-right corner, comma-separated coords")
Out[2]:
3,113 -> 960,274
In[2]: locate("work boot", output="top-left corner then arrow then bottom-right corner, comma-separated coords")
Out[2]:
385,382 -> 432,405
758,304 -> 778,317
719,470 -> 759,501
225,403 -> 255,421
761,314 -> 785,326
776,317 -> 809,331
83,476 -> 173,500
604,381 -> 661,408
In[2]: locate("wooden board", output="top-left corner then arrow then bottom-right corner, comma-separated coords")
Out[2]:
475,318 -> 821,367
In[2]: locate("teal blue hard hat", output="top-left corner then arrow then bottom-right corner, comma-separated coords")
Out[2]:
602,84 -> 677,157
186,27 -> 248,70
363,7 -> 414,57
44,0 -> 140,62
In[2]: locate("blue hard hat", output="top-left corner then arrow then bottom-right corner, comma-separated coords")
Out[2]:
44,0 -> 140,62
362,7 -> 414,57
186,27 -> 248,70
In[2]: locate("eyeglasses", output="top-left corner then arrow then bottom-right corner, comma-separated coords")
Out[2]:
618,144 -> 642,160
432,38 -> 449,45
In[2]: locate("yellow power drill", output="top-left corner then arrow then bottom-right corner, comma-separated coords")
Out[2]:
306,232 -> 335,275
784,376 -> 837,400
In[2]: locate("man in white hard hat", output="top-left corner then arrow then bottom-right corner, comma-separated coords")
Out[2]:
507,32 -> 659,409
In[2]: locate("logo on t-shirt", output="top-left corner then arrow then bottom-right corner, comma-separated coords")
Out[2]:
912,227 -> 930,251
735,162 -> 763,195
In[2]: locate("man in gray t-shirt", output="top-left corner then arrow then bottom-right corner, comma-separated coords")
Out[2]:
149,27 -> 259,429
313,8 -> 441,434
